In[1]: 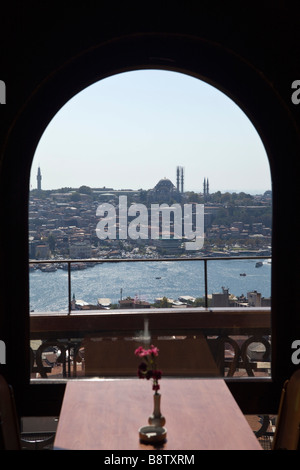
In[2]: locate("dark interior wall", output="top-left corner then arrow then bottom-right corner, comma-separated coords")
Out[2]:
0,2 -> 299,414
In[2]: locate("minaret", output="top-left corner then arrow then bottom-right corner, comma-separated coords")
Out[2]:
203,178 -> 210,201
37,167 -> 42,191
71,293 -> 76,311
176,166 -> 180,192
181,167 -> 184,193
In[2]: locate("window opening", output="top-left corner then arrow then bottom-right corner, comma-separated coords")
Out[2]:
29,70 -> 272,381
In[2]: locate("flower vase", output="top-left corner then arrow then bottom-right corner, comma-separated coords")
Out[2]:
148,392 -> 166,427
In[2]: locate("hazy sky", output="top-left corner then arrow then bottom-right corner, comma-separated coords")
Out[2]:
30,70 -> 272,194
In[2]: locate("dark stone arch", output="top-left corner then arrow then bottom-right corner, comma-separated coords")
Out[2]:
1,27 -> 299,413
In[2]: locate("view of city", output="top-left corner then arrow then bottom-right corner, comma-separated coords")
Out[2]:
28,71 -> 272,313
29,167 -> 271,262
29,168 -> 272,382
29,167 -> 272,311
28,72 -> 273,385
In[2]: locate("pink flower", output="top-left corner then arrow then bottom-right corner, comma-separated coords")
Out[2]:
135,345 -> 160,358
134,344 -> 162,392
135,346 -> 147,357
149,345 -> 159,356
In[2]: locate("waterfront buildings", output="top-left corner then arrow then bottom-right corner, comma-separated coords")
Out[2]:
29,182 -> 272,260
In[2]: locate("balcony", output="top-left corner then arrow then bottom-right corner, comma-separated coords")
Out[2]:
29,256 -> 271,381
28,256 -> 272,450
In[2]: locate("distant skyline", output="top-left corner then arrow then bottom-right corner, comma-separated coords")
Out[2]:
30,70 -> 272,194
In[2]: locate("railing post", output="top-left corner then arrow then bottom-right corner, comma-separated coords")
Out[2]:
204,259 -> 208,308
68,261 -> 72,315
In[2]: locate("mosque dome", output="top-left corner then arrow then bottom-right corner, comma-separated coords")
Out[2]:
147,168 -> 185,203
154,177 -> 176,191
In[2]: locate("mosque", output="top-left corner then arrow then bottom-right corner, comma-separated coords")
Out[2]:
147,166 -> 185,204
36,165 -> 210,202
148,166 -> 209,203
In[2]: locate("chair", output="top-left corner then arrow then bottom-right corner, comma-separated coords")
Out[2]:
0,375 -> 56,450
272,369 -> 300,450
0,374 -> 21,450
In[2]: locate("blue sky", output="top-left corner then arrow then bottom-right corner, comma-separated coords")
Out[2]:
30,70 -> 272,194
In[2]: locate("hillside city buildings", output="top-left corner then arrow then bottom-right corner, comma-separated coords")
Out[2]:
29,167 -> 271,261
29,167 -> 271,309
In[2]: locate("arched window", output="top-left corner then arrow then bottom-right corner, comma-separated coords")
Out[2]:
29,70 -> 272,383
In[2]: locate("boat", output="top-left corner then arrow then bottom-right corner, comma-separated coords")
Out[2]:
155,276 -> 161,279
61,262 -> 88,271
255,261 -> 263,268
97,298 -> 111,309
40,264 -> 57,272
240,273 -> 246,276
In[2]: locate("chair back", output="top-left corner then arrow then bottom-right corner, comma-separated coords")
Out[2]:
0,375 -> 21,450
273,369 -> 300,450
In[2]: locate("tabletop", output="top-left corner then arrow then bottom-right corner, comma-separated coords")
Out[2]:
54,378 -> 262,450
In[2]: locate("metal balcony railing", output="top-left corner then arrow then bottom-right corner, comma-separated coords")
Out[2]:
29,255 -> 271,313
29,256 -> 272,381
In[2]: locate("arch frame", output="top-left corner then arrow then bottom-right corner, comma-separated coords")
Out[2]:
1,32 -> 299,414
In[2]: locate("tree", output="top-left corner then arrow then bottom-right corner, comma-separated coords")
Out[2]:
194,297 -> 206,307
139,189 -> 148,203
158,296 -> 172,308
47,234 -> 56,252
78,185 -> 92,195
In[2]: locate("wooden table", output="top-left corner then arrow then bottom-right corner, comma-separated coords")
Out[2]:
54,379 -> 262,450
